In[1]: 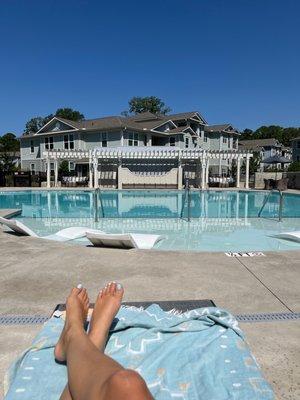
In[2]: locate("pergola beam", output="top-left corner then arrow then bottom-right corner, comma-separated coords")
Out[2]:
43,147 -> 253,190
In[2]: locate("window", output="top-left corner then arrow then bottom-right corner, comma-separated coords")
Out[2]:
169,136 -> 176,146
204,133 -> 208,143
30,163 -> 35,174
185,137 -> 189,148
69,134 -> 74,149
101,132 -> 107,147
69,161 -> 75,170
64,134 -> 74,150
30,140 -> 34,153
45,137 -> 54,150
297,156 -> 300,161
297,141 -> 300,149
128,132 -> 139,146
222,136 -> 227,144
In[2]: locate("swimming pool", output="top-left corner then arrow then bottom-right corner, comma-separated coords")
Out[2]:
1,189 -> 300,252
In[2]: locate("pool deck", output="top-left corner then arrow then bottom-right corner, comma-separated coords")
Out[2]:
0,208 -> 300,399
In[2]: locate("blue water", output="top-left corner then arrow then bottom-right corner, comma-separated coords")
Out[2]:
1,189 -> 300,219
1,189 -> 300,252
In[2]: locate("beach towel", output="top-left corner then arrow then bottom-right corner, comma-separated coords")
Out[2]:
4,305 -> 274,399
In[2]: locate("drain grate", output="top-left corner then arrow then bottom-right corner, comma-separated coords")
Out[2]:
0,312 -> 299,325
0,315 -> 48,325
236,312 -> 300,322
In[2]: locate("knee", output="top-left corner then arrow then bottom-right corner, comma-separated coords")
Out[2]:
108,368 -> 147,394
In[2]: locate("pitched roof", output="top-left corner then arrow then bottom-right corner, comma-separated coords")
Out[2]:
22,111 -> 212,137
239,138 -> 282,149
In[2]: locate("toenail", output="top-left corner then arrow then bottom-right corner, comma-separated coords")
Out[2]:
116,283 -> 123,290
77,284 -> 83,289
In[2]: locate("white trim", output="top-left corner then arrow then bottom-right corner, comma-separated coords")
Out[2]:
36,117 -> 79,134
190,112 -> 207,124
151,119 -> 177,132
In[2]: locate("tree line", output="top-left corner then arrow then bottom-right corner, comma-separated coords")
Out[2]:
241,126 -> 300,147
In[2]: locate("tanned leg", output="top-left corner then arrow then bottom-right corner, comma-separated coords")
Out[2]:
56,283 -> 153,400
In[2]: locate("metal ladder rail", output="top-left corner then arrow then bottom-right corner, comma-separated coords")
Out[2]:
94,188 -> 105,222
258,189 -> 284,221
258,191 -> 272,218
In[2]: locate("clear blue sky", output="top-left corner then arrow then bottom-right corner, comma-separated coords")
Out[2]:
0,0 -> 299,136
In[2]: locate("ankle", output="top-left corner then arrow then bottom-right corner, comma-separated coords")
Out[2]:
65,324 -> 85,344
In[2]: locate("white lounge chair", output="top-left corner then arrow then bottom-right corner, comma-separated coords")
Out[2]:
0,217 -> 101,242
87,232 -> 164,250
273,231 -> 300,243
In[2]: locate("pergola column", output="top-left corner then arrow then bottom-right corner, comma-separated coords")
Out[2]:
245,154 -> 250,189
117,158 -> 122,189
89,162 -> 93,188
46,158 -> 51,188
54,160 -> 58,187
93,158 -> 99,188
205,159 -> 210,184
236,157 -> 241,188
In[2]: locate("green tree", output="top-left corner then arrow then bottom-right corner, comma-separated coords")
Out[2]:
241,128 -> 254,140
122,96 -> 171,116
0,133 -> 20,152
241,153 -> 261,175
24,115 -> 53,135
58,160 -> 70,175
55,108 -> 84,121
24,108 -> 84,134
288,161 -> 300,172
240,126 -> 300,147
0,152 -> 18,173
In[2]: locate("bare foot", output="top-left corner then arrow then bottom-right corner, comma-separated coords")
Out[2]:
54,287 -> 89,362
88,282 -> 124,351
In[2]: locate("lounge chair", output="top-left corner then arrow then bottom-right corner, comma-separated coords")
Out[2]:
0,217 -> 101,242
273,231 -> 300,243
87,232 -> 164,250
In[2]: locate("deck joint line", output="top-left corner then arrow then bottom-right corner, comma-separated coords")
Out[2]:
235,257 -> 294,313
1,312 -> 300,325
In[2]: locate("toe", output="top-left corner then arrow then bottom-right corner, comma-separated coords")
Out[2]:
109,282 -> 117,294
104,284 -> 110,295
116,283 -> 124,299
70,287 -> 81,297
79,288 -> 87,302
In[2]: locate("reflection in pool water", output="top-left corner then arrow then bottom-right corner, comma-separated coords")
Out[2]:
1,190 -> 300,252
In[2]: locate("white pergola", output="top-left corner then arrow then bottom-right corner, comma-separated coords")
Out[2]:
43,147 -> 252,190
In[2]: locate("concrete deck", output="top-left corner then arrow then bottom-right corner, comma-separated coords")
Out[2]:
0,209 -> 299,399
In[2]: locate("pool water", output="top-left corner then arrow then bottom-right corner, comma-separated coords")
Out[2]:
1,190 -> 300,252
